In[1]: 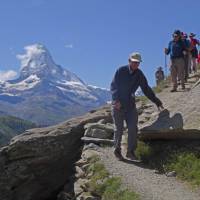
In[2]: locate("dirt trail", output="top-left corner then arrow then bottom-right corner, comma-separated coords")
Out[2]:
99,72 -> 200,200
99,147 -> 200,200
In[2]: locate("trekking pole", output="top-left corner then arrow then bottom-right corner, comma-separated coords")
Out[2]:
164,54 -> 167,79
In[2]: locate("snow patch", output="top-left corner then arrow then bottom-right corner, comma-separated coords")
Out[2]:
0,92 -> 18,96
88,84 -> 109,91
5,75 -> 40,91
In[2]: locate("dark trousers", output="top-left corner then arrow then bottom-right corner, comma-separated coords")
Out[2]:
111,105 -> 138,152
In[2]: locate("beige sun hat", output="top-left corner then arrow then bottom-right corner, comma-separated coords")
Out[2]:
129,52 -> 142,62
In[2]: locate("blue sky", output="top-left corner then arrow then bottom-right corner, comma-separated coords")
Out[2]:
0,0 -> 199,88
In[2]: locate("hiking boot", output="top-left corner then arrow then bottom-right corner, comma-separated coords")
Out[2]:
126,151 -> 137,160
170,88 -> 177,92
114,148 -> 123,161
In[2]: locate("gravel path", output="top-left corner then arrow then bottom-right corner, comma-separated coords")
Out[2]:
98,73 -> 200,200
99,147 -> 200,200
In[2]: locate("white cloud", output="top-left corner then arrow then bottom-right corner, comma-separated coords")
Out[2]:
64,44 -> 73,49
0,70 -> 18,81
17,44 -> 46,69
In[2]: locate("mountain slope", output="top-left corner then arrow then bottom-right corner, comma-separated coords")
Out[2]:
0,44 -> 111,125
0,115 -> 37,147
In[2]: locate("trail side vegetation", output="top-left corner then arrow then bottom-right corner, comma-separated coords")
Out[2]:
86,155 -> 140,200
136,140 -> 200,187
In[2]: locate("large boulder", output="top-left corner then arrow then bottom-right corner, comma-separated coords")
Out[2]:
139,79 -> 200,139
0,105 -> 112,200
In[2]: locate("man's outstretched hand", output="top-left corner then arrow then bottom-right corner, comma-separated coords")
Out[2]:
157,104 -> 164,111
156,99 -> 164,111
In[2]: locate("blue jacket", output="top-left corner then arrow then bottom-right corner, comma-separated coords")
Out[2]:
166,40 -> 186,59
110,65 -> 162,109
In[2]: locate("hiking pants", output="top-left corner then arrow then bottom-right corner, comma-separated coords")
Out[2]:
188,54 -> 197,73
184,54 -> 189,80
111,105 -> 138,152
191,57 -> 197,73
170,58 -> 185,89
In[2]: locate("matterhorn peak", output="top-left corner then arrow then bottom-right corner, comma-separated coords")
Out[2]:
17,43 -> 59,79
17,43 -> 82,83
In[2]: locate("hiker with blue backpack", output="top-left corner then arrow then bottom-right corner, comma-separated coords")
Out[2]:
165,30 -> 187,92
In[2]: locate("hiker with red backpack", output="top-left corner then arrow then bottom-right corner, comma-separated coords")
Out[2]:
189,33 -> 200,73
197,50 -> 200,71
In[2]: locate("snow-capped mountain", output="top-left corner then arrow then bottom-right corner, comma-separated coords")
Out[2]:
0,44 -> 111,125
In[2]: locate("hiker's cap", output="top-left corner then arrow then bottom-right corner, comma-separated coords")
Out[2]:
173,29 -> 181,37
189,33 -> 196,37
183,33 -> 188,38
129,52 -> 142,62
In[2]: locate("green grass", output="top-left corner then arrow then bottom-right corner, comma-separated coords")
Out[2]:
166,152 -> 200,186
135,141 -> 153,161
86,155 -> 140,200
135,140 -> 200,186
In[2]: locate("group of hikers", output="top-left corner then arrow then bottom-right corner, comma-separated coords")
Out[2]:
156,30 -> 200,91
110,29 -> 199,161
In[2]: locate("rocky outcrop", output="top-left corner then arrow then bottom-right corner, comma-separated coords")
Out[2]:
0,105 -> 112,200
139,74 -> 200,139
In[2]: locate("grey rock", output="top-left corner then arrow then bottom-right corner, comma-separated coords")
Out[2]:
83,143 -> 100,151
82,137 -> 114,146
97,118 -> 106,124
76,159 -> 88,167
166,171 -> 177,177
84,123 -> 114,133
137,106 -> 144,115
84,123 -> 114,139
77,192 -> 100,200
74,179 -> 89,196
153,169 -> 162,174
75,166 -> 86,179
57,192 -> 73,200
84,128 -> 112,139
140,80 -> 200,137
0,105 -> 111,200
81,149 -> 100,162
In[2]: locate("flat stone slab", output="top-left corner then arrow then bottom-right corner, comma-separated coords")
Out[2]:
81,136 -> 114,146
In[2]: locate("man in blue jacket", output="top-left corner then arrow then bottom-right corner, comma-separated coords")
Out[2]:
165,30 -> 186,92
110,52 -> 163,160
